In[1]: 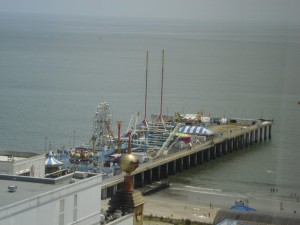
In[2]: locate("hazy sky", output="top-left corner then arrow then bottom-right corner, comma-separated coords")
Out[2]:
1,0 -> 300,23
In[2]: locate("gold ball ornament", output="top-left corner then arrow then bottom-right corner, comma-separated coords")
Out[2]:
119,154 -> 139,173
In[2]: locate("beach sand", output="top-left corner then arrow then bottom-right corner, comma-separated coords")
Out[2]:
101,185 -> 300,224
101,197 -> 217,224
143,193 -> 218,224
101,190 -> 219,224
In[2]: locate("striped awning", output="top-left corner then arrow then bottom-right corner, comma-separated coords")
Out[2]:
179,126 -> 214,135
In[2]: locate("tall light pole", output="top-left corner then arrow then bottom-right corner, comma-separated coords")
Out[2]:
73,129 -> 76,148
44,136 -> 48,153
223,109 -> 229,135
117,121 -> 122,154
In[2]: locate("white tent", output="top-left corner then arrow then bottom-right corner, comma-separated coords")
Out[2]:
179,125 -> 214,135
45,151 -> 63,166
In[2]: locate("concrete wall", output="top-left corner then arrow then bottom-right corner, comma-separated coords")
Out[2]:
13,154 -> 45,178
0,153 -> 45,178
0,161 -> 13,174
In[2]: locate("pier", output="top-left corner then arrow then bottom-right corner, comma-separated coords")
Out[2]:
101,120 -> 272,199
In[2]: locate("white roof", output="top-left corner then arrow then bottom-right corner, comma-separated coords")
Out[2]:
179,125 -> 214,135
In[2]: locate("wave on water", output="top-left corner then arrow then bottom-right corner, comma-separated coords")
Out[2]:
170,185 -> 247,199
185,185 -> 222,193
167,184 -> 298,207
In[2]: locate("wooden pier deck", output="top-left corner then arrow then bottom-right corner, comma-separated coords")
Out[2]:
101,120 -> 273,199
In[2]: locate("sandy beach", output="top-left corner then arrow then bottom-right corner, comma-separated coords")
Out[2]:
101,184 -> 300,224
101,195 -> 217,224
142,193 -> 218,224
101,188 -> 220,224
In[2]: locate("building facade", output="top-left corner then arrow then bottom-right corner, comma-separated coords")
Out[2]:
0,174 -> 103,225
0,151 -> 45,178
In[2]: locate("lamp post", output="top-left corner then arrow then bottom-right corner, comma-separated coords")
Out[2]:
117,121 -> 122,154
73,129 -> 76,148
44,136 -> 48,153
223,109 -> 229,135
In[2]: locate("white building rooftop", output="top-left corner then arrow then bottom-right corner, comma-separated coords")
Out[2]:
0,173 -> 100,209
0,173 -> 104,225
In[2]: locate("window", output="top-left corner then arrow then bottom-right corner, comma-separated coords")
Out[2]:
59,199 -> 65,225
73,195 -> 77,221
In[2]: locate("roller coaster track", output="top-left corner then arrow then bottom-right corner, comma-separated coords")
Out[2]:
154,123 -> 183,158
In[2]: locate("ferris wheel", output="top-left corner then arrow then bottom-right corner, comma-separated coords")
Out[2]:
93,102 -> 113,145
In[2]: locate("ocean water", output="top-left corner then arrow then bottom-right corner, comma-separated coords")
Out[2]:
0,13 -> 300,206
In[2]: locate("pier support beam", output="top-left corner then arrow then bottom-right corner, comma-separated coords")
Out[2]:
255,130 -> 258,143
141,171 -> 145,187
269,125 -> 272,139
233,138 -> 238,151
192,153 -> 197,166
250,131 -> 253,145
101,188 -> 108,200
259,127 -> 263,142
117,183 -> 123,192
168,161 -> 175,176
223,141 -> 228,154
187,155 -> 191,169
217,143 -> 222,157
237,136 -> 241,149
207,149 -> 210,161
227,140 -> 231,152
178,158 -> 183,172
135,172 -> 144,188
172,160 -> 176,174
149,169 -> 153,184
264,126 -> 267,140
239,135 -> 244,149
213,146 -> 217,159
157,166 -> 161,180
198,151 -> 204,164
164,163 -> 169,178
181,157 -> 184,171
106,186 -> 113,198
112,185 -> 117,195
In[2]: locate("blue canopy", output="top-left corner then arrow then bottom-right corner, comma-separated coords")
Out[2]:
45,151 -> 63,166
179,125 -> 214,135
230,205 -> 256,212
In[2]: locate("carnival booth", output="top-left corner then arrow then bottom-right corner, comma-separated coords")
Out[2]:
45,151 -> 64,174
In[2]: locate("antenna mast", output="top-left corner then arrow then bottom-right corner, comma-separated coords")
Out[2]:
143,51 -> 149,127
159,49 -> 165,121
